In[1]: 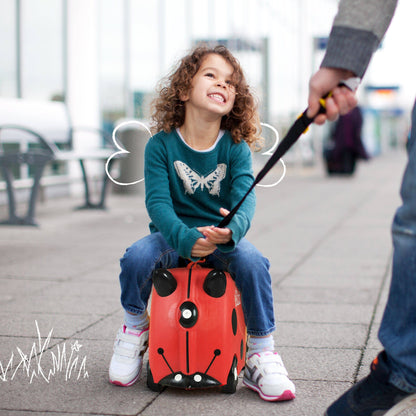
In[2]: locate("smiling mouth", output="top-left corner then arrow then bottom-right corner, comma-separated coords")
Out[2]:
208,93 -> 226,104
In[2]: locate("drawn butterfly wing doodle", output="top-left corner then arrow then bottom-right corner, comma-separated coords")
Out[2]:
174,161 -> 203,194
204,163 -> 227,196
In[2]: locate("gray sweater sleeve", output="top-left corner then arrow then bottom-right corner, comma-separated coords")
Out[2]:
321,0 -> 398,78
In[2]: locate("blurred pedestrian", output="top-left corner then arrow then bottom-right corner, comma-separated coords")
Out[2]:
323,106 -> 369,175
307,0 -> 416,415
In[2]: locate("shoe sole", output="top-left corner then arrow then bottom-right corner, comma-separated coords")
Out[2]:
324,393 -> 416,416
384,393 -> 416,416
109,372 -> 140,387
109,355 -> 144,387
243,378 -> 295,401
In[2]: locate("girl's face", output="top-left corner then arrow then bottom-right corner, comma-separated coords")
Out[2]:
182,53 -> 236,120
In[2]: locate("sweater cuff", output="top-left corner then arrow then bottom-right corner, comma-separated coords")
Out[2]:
217,215 -> 248,253
179,228 -> 204,261
217,239 -> 235,253
321,26 -> 380,78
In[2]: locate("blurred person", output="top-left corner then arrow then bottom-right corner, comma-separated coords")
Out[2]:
323,106 -> 369,175
307,0 -> 416,415
108,44 -> 296,402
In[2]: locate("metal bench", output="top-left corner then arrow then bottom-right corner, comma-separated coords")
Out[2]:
0,98 -> 119,226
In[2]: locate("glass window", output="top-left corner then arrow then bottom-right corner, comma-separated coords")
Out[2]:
20,0 -> 64,101
0,0 -> 17,97
98,0 -> 125,133
130,0 -> 160,120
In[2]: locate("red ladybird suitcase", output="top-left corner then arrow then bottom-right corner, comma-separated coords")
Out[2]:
147,262 -> 246,393
146,92 -> 346,393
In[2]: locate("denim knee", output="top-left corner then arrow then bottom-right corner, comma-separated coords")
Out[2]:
212,239 -> 275,336
119,233 -> 179,315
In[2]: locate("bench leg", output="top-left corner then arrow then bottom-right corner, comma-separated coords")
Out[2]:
75,158 -> 114,210
0,160 -> 48,226
24,163 -> 48,226
76,159 -> 90,209
0,164 -> 23,225
97,158 -> 116,209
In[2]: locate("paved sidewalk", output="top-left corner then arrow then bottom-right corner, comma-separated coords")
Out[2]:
0,149 -> 414,416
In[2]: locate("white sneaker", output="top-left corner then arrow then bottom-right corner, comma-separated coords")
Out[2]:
109,325 -> 149,386
243,351 -> 296,401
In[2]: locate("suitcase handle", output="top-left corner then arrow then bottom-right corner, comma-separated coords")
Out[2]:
186,259 -> 206,269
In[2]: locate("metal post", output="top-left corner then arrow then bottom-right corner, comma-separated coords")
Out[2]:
261,37 -> 270,123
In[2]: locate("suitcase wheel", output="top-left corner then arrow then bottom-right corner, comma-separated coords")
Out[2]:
146,361 -> 164,392
220,356 -> 238,394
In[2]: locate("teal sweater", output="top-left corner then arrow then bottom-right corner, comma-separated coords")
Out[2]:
144,129 -> 255,260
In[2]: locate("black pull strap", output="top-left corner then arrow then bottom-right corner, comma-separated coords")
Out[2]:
217,79 -> 360,228
217,109 -> 314,228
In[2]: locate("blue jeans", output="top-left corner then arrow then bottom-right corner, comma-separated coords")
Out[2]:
378,99 -> 416,393
119,232 -> 275,336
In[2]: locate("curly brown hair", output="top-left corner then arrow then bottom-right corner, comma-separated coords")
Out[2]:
150,44 -> 262,148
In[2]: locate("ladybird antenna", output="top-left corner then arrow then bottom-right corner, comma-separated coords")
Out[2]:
157,348 -> 175,374
204,349 -> 221,374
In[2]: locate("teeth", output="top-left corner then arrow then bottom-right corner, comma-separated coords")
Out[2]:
209,93 -> 225,103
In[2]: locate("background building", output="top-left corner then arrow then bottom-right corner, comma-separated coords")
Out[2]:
0,0 -> 415,201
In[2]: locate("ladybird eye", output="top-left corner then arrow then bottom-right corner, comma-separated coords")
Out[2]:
152,269 -> 177,297
203,270 -> 227,298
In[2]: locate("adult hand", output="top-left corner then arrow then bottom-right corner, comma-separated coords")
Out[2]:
307,67 -> 358,125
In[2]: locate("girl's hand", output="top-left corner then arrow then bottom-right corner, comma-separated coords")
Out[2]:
201,208 -> 233,245
191,237 -> 216,258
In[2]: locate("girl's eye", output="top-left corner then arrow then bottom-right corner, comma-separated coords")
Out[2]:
205,73 -> 215,78
226,80 -> 236,92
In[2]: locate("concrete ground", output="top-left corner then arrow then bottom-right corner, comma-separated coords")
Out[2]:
1,149 -> 415,416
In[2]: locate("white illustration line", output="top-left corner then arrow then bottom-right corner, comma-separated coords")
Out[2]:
0,320 -> 89,383
105,120 -> 152,186
257,122 -> 286,188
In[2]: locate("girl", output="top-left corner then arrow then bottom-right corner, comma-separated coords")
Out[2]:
109,45 -> 295,402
